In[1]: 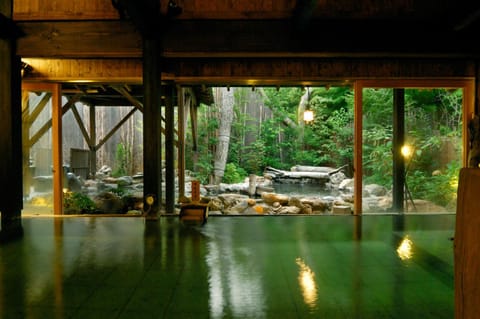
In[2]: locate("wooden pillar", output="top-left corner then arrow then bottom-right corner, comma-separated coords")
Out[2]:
392,88 -> 405,211
353,82 -> 363,215
177,86 -> 186,200
165,85 -> 175,213
51,84 -> 63,214
89,105 -> 96,178
466,70 -> 478,167
21,91 -> 31,198
476,62 -> 480,116
143,37 -> 163,218
0,2 -> 24,240
455,168 -> 480,319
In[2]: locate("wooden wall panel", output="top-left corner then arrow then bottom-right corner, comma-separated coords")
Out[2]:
13,0 -> 119,20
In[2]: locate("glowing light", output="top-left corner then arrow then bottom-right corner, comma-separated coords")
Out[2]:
145,195 -> 155,206
296,258 -> 318,308
303,110 -> 314,123
397,236 -> 413,260
401,145 -> 413,158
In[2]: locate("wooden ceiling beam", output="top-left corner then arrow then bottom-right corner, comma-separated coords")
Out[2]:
21,57 -> 476,86
21,58 -> 143,82
165,58 -> 477,86
17,19 -> 480,59
111,85 -> 144,112
17,21 -> 142,58
21,53 -> 478,86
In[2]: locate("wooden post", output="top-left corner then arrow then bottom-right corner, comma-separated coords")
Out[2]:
51,83 -> 63,214
248,174 -> 257,197
143,37 -> 163,218
353,81 -> 363,215
455,168 -> 480,319
0,1 -> 24,240
21,91 -> 31,198
89,105 -> 96,178
165,85 -> 175,213
392,88 -> 405,211
177,86 -> 186,200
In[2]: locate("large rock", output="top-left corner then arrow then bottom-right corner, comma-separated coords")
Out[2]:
261,192 -> 289,205
301,198 -> 330,213
94,192 -> 124,214
332,205 -> 352,214
364,184 -> 388,196
67,172 -> 82,192
218,193 -> 249,210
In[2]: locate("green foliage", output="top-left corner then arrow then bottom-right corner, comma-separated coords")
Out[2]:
242,139 -> 267,175
263,87 -> 304,113
259,120 -> 297,170
304,93 -> 354,172
64,192 -> 96,214
362,88 -> 394,126
407,161 -> 460,208
360,88 -> 462,207
110,186 -> 127,197
260,88 -> 303,170
184,86 -> 462,209
113,142 -> 128,177
185,103 -> 219,184
192,153 -> 214,184
223,162 -> 247,184
362,126 -> 393,186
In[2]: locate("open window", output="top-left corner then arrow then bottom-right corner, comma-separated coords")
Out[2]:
354,79 -> 475,214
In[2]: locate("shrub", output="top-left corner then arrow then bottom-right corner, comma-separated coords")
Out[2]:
223,163 -> 247,184
64,192 -> 96,214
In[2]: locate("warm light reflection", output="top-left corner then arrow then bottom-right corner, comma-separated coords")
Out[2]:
296,257 -> 318,307
401,144 -> 413,158
396,236 -> 413,260
303,110 -> 314,123
30,196 -> 50,207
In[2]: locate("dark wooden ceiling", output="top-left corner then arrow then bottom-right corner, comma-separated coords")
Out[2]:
118,0 -> 480,57
13,0 -> 480,105
14,0 -> 480,58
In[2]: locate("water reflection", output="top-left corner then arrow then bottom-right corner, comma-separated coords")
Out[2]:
296,257 -> 318,309
0,218 -> 147,309
205,221 -> 266,319
354,215 -> 362,240
0,214 -> 455,318
272,182 -> 338,197
397,235 -> 413,260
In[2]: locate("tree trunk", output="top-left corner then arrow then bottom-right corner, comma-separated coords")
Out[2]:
213,87 -> 234,184
298,87 -> 309,146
